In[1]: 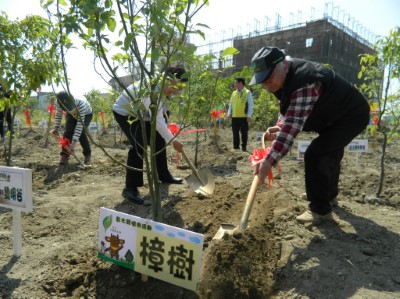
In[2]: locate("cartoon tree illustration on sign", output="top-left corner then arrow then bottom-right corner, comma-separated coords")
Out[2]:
125,249 -> 134,263
103,215 -> 112,232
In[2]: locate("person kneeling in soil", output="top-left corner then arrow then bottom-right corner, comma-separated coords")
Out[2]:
112,66 -> 187,204
51,91 -> 93,165
250,47 -> 370,225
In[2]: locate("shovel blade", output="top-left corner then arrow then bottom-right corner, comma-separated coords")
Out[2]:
185,167 -> 215,196
212,223 -> 237,240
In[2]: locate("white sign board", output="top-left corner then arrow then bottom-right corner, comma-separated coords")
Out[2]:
98,207 -> 204,291
255,132 -> 263,141
297,140 -> 311,160
88,122 -> 101,133
39,119 -> 48,129
13,118 -> 21,130
347,139 -> 368,152
110,120 -> 117,128
0,166 -> 33,212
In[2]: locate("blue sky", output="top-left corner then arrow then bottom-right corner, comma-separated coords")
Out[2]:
0,0 -> 399,96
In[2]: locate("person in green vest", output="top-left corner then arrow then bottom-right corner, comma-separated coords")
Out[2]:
226,77 -> 253,152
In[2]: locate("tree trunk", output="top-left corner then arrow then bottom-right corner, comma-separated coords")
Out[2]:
375,132 -> 387,198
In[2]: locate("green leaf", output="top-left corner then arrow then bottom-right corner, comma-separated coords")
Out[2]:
124,33 -> 134,51
195,23 -> 211,29
151,48 -> 160,63
221,47 -> 239,57
106,17 -> 116,32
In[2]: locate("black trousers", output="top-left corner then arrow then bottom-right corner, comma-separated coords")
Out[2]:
231,117 -> 248,149
113,111 -> 172,189
304,99 -> 370,215
61,113 -> 93,157
0,109 -> 12,138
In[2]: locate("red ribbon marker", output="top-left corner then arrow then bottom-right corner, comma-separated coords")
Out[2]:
210,110 -> 219,119
250,146 -> 281,188
168,123 -> 179,136
24,109 -> 32,127
168,123 -> 181,166
47,104 -> 55,118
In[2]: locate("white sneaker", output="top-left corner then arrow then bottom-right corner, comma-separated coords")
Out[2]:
296,210 -> 333,225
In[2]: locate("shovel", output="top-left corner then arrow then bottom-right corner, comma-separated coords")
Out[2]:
213,132 -> 267,239
181,149 -> 215,196
52,134 -> 87,168
213,175 -> 259,239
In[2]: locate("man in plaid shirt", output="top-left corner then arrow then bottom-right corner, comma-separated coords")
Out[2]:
249,47 -> 370,225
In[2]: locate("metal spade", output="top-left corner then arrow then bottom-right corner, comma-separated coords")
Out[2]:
212,175 -> 259,239
213,132 -> 267,239
181,149 -> 215,196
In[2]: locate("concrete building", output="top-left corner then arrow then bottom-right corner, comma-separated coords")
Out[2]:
193,2 -> 376,86
230,18 -> 375,85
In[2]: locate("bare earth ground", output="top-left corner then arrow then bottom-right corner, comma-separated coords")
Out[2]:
0,125 -> 400,299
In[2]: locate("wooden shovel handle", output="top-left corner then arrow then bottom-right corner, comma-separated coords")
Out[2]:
262,132 -> 267,149
239,175 -> 259,230
53,134 -> 85,167
181,149 -> 204,185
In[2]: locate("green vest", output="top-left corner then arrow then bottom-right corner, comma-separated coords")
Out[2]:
231,88 -> 249,118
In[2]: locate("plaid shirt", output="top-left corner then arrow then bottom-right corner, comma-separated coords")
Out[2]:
266,82 -> 323,166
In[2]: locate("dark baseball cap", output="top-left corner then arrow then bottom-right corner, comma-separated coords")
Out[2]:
249,47 -> 285,85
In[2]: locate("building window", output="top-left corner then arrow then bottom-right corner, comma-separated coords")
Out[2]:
306,37 -> 313,48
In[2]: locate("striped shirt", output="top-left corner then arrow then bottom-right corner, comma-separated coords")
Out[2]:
266,82 -> 323,166
54,97 -> 92,142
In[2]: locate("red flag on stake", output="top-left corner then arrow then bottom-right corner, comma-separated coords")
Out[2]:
24,109 -> 32,127
168,123 -> 179,136
47,104 -> 55,117
57,136 -> 72,156
250,146 -> 281,188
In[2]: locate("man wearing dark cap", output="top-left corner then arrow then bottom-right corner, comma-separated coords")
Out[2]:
113,66 -> 187,204
250,46 -> 370,225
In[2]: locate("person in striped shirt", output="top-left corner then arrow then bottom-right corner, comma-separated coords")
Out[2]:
51,91 -> 93,165
250,46 -> 370,225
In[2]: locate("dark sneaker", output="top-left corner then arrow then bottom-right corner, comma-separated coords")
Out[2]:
122,188 -> 144,204
59,155 -> 69,165
84,155 -> 92,165
160,176 -> 183,184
